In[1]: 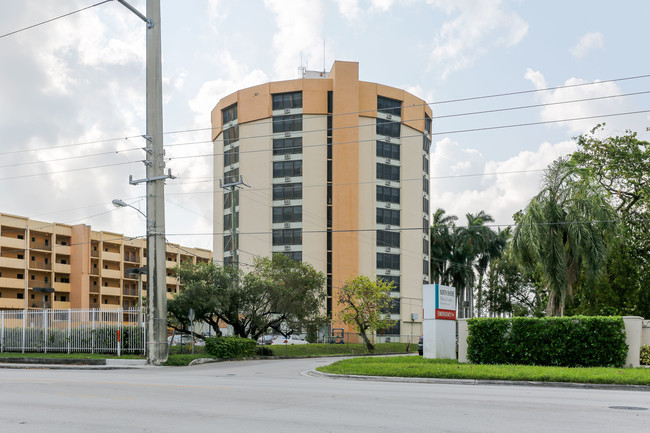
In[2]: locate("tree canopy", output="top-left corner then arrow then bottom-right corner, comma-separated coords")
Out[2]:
169,254 -> 326,340
337,275 -> 395,352
512,157 -> 615,316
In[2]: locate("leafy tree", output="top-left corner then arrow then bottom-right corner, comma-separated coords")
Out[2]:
512,157 -> 615,316
485,248 -> 545,317
337,275 -> 394,352
569,125 -> 650,317
169,254 -> 326,339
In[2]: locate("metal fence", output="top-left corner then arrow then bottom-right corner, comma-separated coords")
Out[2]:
0,308 -> 145,355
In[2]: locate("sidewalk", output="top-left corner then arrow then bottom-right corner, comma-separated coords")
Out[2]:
0,357 -> 149,370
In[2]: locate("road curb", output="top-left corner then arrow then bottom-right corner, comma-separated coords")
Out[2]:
307,369 -> 650,392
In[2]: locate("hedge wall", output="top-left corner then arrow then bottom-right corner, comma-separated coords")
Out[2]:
205,336 -> 257,359
467,316 -> 628,367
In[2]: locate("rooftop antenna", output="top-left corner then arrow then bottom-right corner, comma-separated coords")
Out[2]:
323,38 -> 326,73
298,51 -> 305,78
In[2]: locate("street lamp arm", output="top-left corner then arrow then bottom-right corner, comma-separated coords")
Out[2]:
112,199 -> 147,219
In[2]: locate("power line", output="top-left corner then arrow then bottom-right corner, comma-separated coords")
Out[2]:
0,0 -> 114,40
2,74 -> 649,157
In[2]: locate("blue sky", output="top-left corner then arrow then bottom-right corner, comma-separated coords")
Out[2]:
1,0 -> 649,254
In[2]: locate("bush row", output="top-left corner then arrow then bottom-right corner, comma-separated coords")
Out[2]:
467,316 -> 628,367
205,336 -> 257,358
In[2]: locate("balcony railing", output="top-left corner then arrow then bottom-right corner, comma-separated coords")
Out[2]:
30,243 -> 52,251
30,261 -> 52,271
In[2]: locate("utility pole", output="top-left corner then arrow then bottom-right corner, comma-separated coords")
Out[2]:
117,0 -> 173,365
219,176 -> 248,269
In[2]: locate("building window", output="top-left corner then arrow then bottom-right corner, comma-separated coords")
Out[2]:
423,177 -> 429,194
377,322 -> 400,336
376,163 -> 400,182
376,118 -> 400,138
17,273 -> 23,279
283,251 -> 302,262
376,185 -> 400,204
224,167 -> 239,185
425,113 -> 432,135
17,293 -> 23,299
423,238 -> 429,254
223,126 -> 239,146
273,137 -> 303,155
381,297 -> 400,315
377,275 -> 400,291
377,96 -> 402,117
377,253 -> 400,270
424,259 -> 430,276
376,141 -> 400,160
224,212 -> 239,231
272,229 -> 302,246
376,208 -> 400,226
222,103 -> 238,124
423,197 -> 429,215
377,230 -> 400,248
272,114 -> 302,133
273,160 -> 302,178
273,206 -> 302,223
273,183 -> 302,200
423,135 -> 431,153
272,92 -> 303,110
224,147 -> 239,166
423,155 -> 429,174
223,190 -> 239,209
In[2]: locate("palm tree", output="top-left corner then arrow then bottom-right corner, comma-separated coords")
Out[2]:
512,158 -> 615,316
430,209 -> 457,285
474,226 -> 509,317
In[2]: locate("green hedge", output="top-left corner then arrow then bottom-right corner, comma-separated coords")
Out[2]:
467,316 -> 628,367
205,336 -> 257,359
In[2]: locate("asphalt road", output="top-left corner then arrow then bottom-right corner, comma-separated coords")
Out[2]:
0,357 -> 648,433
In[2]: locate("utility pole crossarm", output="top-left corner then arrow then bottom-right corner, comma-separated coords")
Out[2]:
115,0 -> 153,28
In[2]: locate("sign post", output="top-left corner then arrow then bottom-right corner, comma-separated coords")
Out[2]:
422,284 -> 456,359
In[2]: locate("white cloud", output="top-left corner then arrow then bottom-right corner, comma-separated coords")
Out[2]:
428,0 -> 528,79
370,0 -> 396,12
570,32 -> 604,58
430,137 -> 576,225
264,0 -> 327,79
188,52 -> 269,125
334,0 -> 362,20
524,69 -> 630,135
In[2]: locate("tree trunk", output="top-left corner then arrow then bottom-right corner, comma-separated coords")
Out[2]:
359,332 -> 374,352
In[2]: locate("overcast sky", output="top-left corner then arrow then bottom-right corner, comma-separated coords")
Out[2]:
1,0 -> 649,259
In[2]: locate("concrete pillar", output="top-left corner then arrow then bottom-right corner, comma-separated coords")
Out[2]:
622,316 -> 643,368
457,319 -> 468,363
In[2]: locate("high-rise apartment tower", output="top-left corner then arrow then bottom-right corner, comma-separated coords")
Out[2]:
212,61 -> 432,340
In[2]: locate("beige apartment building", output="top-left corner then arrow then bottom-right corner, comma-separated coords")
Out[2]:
211,61 -> 432,339
0,212 -> 211,310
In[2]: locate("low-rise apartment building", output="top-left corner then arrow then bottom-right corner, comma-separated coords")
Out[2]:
0,212 -> 211,310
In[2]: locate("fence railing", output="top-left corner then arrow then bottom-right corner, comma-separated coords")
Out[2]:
0,308 -> 145,355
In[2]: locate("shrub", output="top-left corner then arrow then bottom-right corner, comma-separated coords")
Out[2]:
256,346 -> 274,357
467,316 -> 628,367
641,345 -> 650,366
205,336 -> 257,358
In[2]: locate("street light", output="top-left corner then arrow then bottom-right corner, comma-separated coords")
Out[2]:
113,198 -> 152,356
112,199 -> 146,218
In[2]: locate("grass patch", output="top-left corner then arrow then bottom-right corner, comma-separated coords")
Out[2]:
268,342 -> 417,357
0,352 -> 144,360
317,356 -> 650,386
164,354 -> 217,366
